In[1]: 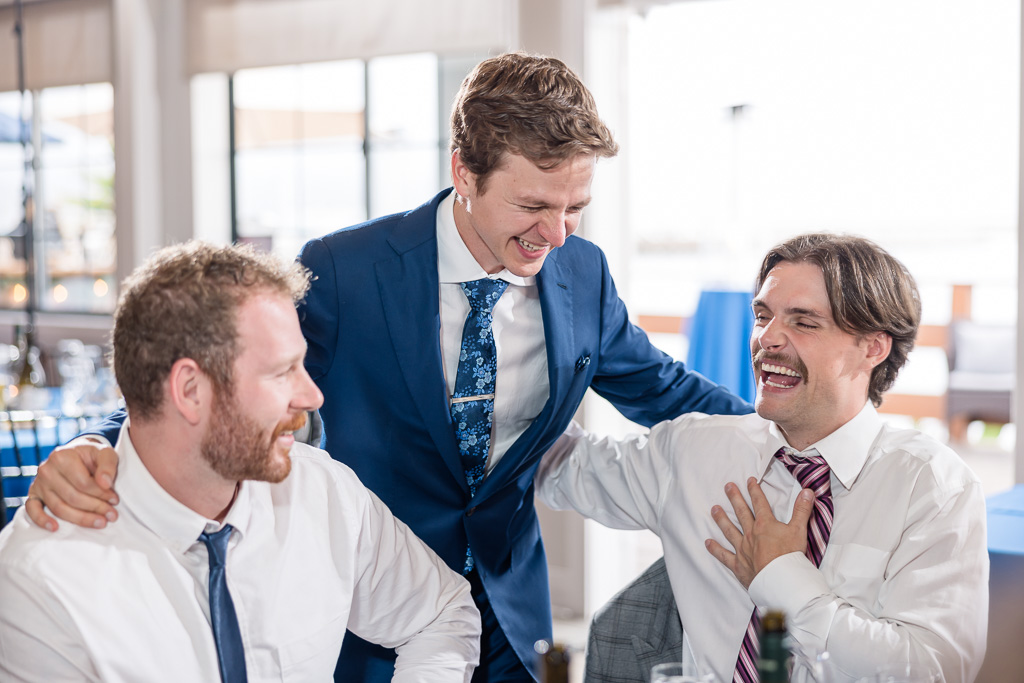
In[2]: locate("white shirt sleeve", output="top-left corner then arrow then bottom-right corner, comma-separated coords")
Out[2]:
535,419 -> 677,535
749,478 -> 988,682
342,482 -> 481,682
0,527 -> 102,682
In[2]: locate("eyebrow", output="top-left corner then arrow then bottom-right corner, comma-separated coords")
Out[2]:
270,349 -> 307,373
751,300 -> 828,319
512,195 -> 592,209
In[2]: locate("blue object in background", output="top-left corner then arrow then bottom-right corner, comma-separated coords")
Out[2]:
987,485 -> 1024,556
0,414 -> 90,527
686,289 -> 756,404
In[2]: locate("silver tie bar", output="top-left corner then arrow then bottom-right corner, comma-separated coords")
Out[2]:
450,393 -> 495,404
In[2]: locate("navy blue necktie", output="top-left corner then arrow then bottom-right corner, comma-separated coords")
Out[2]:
451,277 -> 508,574
199,524 -> 248,683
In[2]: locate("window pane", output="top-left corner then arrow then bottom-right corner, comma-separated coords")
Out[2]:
369,146 -> 440,218
368,53 -> 439,144
37,83 -> 116,313
368,53 -> 442,216
0,91 -> 29,311
617,0 -> 1018,319
234,61 -> 366,260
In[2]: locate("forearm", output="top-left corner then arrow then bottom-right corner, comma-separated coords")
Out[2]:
348,489 -> 480,680
392,586 -> 480,683
588,253 -> 752,425
750,536 -> 987,682
536,421 -> 670,533
74,409 -> 125,445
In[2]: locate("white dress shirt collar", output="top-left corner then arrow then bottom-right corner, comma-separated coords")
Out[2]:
436,190 -> 534,287
117,419 -> 254,556
764,402 -> 884,490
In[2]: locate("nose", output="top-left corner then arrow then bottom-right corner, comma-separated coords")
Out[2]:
536,210 -> 570,248
293,366 -> 324,412
756,318 -> 786,352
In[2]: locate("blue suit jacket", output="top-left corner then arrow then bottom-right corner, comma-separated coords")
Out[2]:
91,188 -> 751,678
296,188 -> 750,673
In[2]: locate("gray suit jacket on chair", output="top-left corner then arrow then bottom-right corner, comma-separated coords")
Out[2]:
585,557 -> 683,683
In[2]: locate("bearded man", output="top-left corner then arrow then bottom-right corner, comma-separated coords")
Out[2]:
0,242 -> 480,683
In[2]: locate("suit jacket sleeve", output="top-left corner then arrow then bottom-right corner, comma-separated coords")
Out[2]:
587,248 -> 752,426
74,408 -> 126,447
296,236 -> 341,383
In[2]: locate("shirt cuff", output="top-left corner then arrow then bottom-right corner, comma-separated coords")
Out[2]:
748,552 -> 836,654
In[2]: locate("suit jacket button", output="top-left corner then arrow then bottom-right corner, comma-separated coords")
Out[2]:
466,506 -> 477,517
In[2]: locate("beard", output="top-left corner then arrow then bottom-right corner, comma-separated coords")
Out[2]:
200,391 -> 307,484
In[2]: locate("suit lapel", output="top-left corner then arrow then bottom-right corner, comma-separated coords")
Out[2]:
476,248 -> 576,497
377,190 -> 468,493
535,250 -> 576,418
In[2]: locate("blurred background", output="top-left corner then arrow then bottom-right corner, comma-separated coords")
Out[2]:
0,1 -> 1020,678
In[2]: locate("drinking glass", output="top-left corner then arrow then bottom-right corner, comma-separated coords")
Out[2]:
791,648 -> 838,683
650,662 -> 718,683
871,663 -> 940,683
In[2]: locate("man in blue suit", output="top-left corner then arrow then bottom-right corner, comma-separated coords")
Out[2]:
27,53 -> 751,682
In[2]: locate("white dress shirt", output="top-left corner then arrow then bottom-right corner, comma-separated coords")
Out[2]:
0,422 -> 480,683
537,404 -> 988,683
436,191 -> 549,473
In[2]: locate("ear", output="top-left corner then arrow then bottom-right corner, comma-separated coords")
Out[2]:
450,149 -> 476,198
862,331 -> 892,370
167,358 -> 210,426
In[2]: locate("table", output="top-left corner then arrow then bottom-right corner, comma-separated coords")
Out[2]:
985,484 -> 1024,555
977,485 -> 1024,682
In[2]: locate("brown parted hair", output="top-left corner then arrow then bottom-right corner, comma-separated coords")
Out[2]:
450,52 -> 619,193
111,241 -> 311,421
755,233 -> 921,407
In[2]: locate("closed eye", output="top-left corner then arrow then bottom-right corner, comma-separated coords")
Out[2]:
276,361 -> 302,378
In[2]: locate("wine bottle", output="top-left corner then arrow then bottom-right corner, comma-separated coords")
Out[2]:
757,610 -> 790,682
535,640 -> 571,683
13,325 -> 44,389
6,325 -> 47,410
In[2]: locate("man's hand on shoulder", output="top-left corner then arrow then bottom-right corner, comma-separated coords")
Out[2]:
26,440 -> 120,532
704,478 -> 814,589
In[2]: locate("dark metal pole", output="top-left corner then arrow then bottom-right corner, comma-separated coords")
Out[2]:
228,74 -> 239,244
14,0 -> 36,330
363,61 -> 371,220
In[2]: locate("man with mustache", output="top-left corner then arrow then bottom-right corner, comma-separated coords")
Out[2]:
0,242 -> 480,682
537,233 -> 988,682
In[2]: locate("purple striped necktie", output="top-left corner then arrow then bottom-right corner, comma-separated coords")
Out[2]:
733,447 -> 834,683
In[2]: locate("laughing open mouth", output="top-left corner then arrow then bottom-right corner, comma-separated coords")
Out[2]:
516,237 -> 544,252
760,362 -> 803,388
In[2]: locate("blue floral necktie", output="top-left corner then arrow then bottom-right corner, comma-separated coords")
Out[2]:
199,525 -> 248,683
451,277 -> 508,574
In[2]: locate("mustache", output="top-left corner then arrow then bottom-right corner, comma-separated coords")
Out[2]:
751,349 -> 808,376
273,411 -> 308,438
